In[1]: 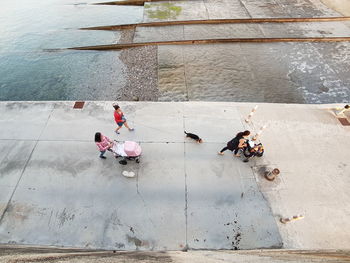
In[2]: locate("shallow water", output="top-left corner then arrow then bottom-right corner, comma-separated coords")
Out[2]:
1,0 -> 349,103
157,42 -> 350,104
0,0 -> 143,100
149,0 -> 350,104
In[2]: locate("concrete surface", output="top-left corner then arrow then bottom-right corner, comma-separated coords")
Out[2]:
0,101 -> 350,252
244,103 -> 350,249
1,246 -> 350,263
0,101 -> 282,251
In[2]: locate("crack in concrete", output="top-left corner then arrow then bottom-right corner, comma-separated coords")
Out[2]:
182,111 -> 188,250
202,0 -> 210,20
184,171 -> 188,251
136,165 -> 140,195
238,0 -> 252,18
0,106 -> 55,225
135,170 -> 156,229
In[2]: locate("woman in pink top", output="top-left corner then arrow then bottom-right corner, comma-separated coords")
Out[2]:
94,132 -> 113,159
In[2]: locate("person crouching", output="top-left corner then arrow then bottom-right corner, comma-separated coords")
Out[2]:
243,141 -> 264,162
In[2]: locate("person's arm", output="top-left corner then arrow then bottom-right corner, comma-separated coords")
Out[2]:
99,136 -> 113,151
104,136 -> 112,143
96,142 -> 106,152
238,138 -> 246,148
106,136 -> 114,147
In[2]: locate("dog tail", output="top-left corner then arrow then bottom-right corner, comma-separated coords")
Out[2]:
184,131 -> 188,135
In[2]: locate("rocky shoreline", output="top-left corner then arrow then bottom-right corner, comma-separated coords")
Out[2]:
117,29 -> 159,101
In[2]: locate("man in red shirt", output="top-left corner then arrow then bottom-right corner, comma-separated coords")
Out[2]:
113,104 -> 134,134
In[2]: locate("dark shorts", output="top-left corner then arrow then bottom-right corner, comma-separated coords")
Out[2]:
117,122 -> 124,127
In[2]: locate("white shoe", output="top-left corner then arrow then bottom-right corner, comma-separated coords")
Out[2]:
122,171 -> 135,178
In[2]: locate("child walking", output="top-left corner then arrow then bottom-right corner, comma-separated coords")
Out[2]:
113,104 -> 134,134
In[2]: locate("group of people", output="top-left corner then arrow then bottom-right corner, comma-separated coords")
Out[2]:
94,104 -> 264,163
94,104 -> 134,159
218,130 -> 264,162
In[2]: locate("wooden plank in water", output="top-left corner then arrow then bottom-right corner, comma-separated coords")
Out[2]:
69,37 -> 350,51
93,0 -> 185,6
80,17 -> 350,31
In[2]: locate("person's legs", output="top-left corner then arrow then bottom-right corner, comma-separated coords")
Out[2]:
218,146 -> 229,155
115,123 -> 123,134
123,121 -> 134,131
99,150 -> 106,159
234,148 -> 242,156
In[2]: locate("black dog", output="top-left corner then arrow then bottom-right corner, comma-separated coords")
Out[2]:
184,131 -> 203,143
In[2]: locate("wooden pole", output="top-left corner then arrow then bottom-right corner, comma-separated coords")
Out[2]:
81,17 -> 350,30
69,37 -> 350,51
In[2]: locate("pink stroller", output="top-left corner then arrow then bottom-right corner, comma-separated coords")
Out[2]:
111,140 -> 142,165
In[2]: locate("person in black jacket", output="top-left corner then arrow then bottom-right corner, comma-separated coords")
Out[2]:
218,130 -> 250,156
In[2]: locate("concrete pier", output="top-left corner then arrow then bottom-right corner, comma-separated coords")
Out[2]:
0,101 -> 349,251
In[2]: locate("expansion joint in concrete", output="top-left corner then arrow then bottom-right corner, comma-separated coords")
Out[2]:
182,113 -> 188,250
0,107 -> 55,225
0,144 -> 37,224
184,172 -> 188,250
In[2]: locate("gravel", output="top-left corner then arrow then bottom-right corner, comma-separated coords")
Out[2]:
116,29 -> 159,101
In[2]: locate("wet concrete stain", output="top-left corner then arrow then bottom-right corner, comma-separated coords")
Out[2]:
212,162 -> 225,178
215,195 -> 236,206
126,235 -> 154,249
126,235 -> 143,247
4,102 -> 48,110
0,160 -> 24,178
29,158 -> 93,177
0,142 -> 35,177
115,242 -> 125,249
